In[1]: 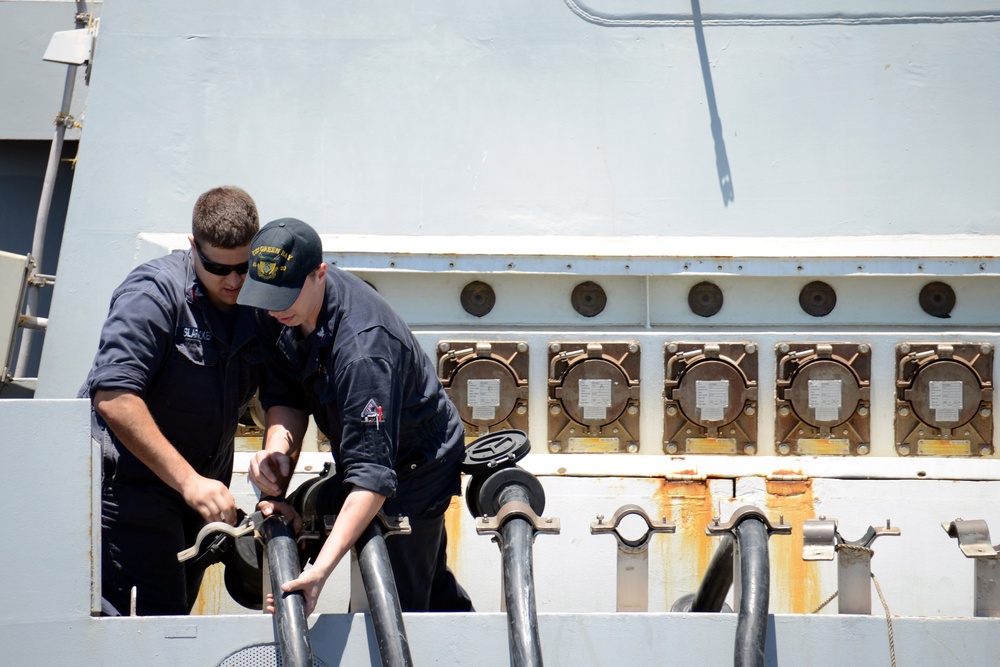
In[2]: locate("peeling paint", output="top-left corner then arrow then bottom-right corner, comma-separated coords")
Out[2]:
765,480 -> 822,614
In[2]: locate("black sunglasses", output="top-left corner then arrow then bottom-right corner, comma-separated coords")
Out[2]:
194,242 -> 249,276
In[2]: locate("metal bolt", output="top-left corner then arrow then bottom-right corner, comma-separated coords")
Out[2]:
438,342 -> 451,352
666,343 -> 678,354
627,443 -> 639,454
982,344 -> 992,355
549,343 -> 561,353
899,407 -> 910,417
516,405 -> 527,415
981,445 -> 992,456
627,405 -> 639,415
778,443 -> 791,455
667,406 -> 678,416
779,406 -> 790,416
745,343 -> 757,354
779,343 -> 790,353
899,343 -> 911,354
517,342 -> 529,353
549,442 -> 562,453
859,343 -> 870,354
857,443 -> 870,455
744,443 -> 757,455
713,516 -> 720,526
899,444 -> 910,456
745,405 -> 756,416
550,405 -> 561,415
665,442 -> 679,454
597,515 -> 605,524
628,342 -> 639,354
858,406 -> 869,416
982,408 -> 992,418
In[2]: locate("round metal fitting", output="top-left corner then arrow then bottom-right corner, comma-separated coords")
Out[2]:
460,281 -> 496,317
919,281 -> 955,318
571,281 -> 607,317
478,465 -> 546,516
450,358 -> 519,426
674,358 -> 747,427
688,281 -> 724,318
560,358 -> 630,426
908,359 -> 981,427
788,358 -> 861,427
461,429 -> 530,475
799,281 -> 837,317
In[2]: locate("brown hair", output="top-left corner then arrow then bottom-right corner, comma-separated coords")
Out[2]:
192,186 -> 259,248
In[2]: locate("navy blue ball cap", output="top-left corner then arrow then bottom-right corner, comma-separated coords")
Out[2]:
237,218 -> 322,312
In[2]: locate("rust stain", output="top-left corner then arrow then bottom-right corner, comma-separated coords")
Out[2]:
444,494 -> 466,582
192,562 -> 226,615
765,480 -> 821,614
653,481 -> 716,607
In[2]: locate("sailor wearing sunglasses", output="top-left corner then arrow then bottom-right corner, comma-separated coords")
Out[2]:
80,186 -> 263,616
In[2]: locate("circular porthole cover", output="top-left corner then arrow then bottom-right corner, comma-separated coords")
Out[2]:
461,281 -> 496,317
688,281 -> 723,318
571,281 -> 607,317
799,281 -> 837,317
461,429 -> 530,475
919,281 -> 955,319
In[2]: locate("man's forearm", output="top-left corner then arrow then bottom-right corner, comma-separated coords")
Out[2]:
93,389 -> 197,493
311,488 -> 386,579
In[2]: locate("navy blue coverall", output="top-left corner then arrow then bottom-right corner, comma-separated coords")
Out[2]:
81,250 -> 261,615
254,265 -> 472,611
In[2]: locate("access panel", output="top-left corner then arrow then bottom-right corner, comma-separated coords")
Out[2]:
548,342 -> 640,453
775,343 -> 871,456
895,343 -> 993,457
437,341 -> 529,440
663,342 -> 758,455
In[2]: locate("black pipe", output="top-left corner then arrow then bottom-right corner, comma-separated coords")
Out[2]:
691,534 -> 735,612
354,519 -> 413,667
734,519 -> 770,667
258,514 -> 314,667
498,484 -> 544,667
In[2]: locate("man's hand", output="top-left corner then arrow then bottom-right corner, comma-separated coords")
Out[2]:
249,450 -> 292,497
180,474 -> 238,524
257,498 -> 304,534
265,565 -> 330,616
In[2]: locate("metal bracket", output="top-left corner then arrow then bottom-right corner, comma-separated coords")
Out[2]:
942,519 -> 999,558
943,518 -> 1000,617
706,505 -> 792,537
475,500 -> 560,536
803,517 -> 901,561
591,504 -> 676,612
591,503 -> 676,553
802,516 -> 900,615
177,520 -> 255,562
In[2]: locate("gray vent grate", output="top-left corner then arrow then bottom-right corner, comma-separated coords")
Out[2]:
217,643 -> 328,667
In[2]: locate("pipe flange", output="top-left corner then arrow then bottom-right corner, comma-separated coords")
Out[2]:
478,465 -> 546,517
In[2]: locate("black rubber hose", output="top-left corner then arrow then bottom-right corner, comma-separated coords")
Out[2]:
498,484 -> 544,667
259,514 -> 314,667
355,519 -> 413,667
691,534 -> 735,612
734,519 -> 770,667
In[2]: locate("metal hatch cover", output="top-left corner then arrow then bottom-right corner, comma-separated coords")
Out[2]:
460,429 -> 530,475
